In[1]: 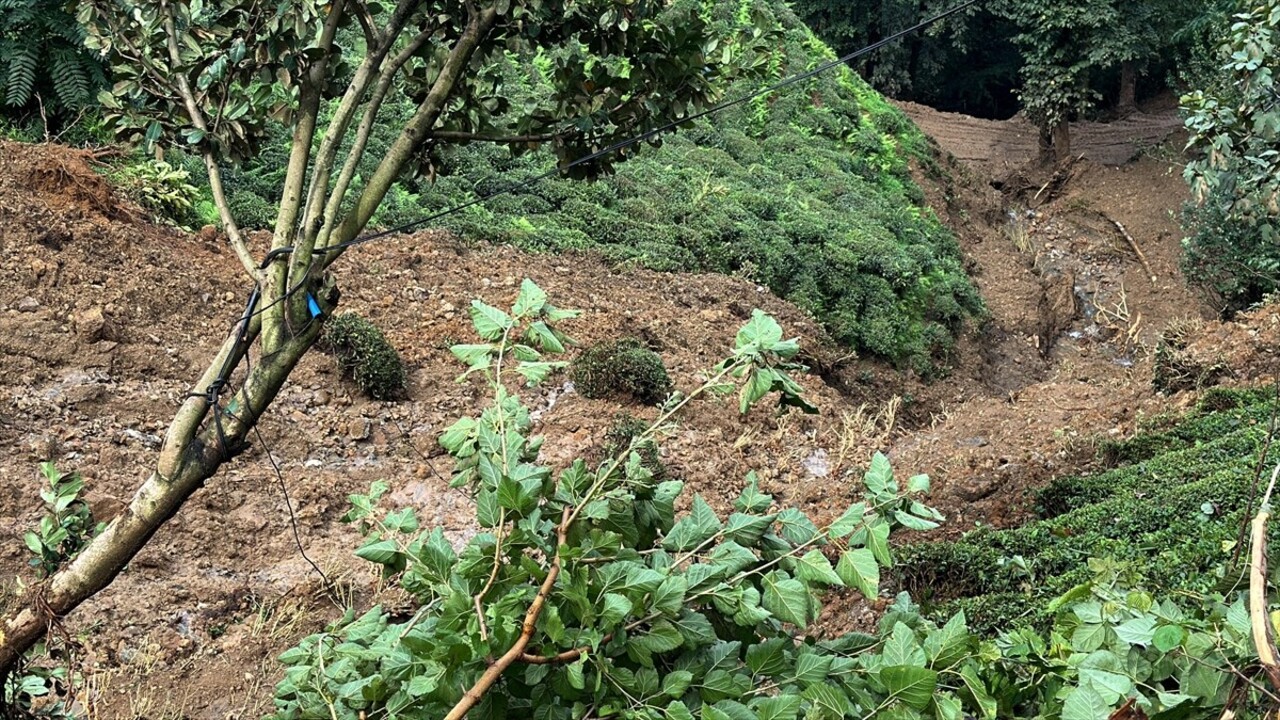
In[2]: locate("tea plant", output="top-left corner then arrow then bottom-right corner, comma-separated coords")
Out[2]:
24,463 -> 99,579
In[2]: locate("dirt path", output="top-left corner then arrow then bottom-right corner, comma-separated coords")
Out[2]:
898,100 -> 1186,171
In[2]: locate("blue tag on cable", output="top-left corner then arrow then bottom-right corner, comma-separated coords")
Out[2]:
306,293 -> 323,319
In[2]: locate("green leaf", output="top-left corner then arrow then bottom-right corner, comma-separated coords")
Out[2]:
754,695 -> 801,720
907,474 -> 930,493
864,452 -> 894,494
794,652 -> 832,686
513,278 -> 548,317
469,300 -> 512,340
865,520 -> 892,567
827,502 -> 867,539
666,701 -> 695,720
526,321 -> 566,353
880,665 -> 938,710
691,495 -> 724,537
958,664 -> 997,719
883,622 -> 927,667
1152,625 -> 1185,652
923,612 -> 970,668
836,548 -> 879,599
515,361 -> 564,386
761,572 -> 811,627
746,638 -> 789,677
795,550 -> 843,587
664,670 -> 695,698
450,343 -> 493,370
566,658 -> 586,690
725,512 -> 774,546
355,539 -> 402,568
735,310 -> 784,349
735,474 -> 773,513
1080,667 -> 1133,704
1114,616 -> 1156,647
893,509 -> 940,531
633,619 -> 683,654
1071,623 -> 1108,653
439,417 -> 477,455
600,593 -> 633,627
802,683 -> 851,718
1060,685 -> 1109,720
709,541 -> 757,575
740,368 -> 774,413
651,576 -> 688,616
775,508 -> 819,544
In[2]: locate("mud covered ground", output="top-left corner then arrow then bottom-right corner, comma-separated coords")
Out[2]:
0,110 -> 1252,716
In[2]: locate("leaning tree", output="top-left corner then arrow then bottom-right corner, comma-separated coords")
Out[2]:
0,0 -> 768,673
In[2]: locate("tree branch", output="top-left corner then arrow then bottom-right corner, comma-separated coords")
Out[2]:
518,634 -> 613,665
444,508 -> 570,720
315,27 -> 434,252
159,8 -> 261,285
428,130 -> 560,144
325,6 -> 499,262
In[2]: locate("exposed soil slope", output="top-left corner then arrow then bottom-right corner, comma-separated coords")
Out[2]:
0,109 -> 1236,716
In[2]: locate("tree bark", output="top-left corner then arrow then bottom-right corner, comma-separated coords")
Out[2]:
1051,118 -> 1071,165
1118,60 -> 1136,115
0,281 -> 337,676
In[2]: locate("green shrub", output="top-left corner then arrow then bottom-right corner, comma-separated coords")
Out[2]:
896,390 -> 1280,633
323,313 -> 408,401
112,159 -> 202,228
571,339 -> 672,406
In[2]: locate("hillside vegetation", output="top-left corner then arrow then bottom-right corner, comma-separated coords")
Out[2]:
898,387 -> 1279,633
199,1 -> 983,371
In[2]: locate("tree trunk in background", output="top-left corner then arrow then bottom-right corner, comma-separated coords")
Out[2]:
1118,61 -> 1137,115
1052,119 -> 1072,165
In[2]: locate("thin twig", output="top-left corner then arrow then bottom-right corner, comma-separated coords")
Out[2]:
1248,458 -> 1280,692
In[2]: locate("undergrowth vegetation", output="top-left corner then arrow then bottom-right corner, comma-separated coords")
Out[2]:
896,387 -> 1279,635
182,1 -> 983,372
322,313 -> 409,401
570,339 -> 673,406
268,284 -> 1273,720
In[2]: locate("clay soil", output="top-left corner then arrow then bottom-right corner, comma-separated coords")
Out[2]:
0,99 -> 1256,716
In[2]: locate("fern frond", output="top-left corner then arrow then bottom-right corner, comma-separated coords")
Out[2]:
4,42 -> 37,106
49,47 -> 90,107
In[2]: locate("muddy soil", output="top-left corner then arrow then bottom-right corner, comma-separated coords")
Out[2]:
0,105 -> 1242,716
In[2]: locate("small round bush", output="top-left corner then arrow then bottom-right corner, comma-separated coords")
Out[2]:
570,339 -> 672,406
323,313 -> 408,401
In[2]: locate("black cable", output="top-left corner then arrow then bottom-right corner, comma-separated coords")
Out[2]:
253,423 -> 332,587
229,0 -> 980,330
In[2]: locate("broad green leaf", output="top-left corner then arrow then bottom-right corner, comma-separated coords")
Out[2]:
700,669 -> 751,703
735,473 -> 773,513
827,502 -> 867,539
883,622 -> 927,667
836,548 -> 879,599
1079,667 -> 1132,704
469,300 -> 512,340
794,652 -> 832,686
515,361 -> 564,386
893,509 -> 940,531
651,576 -> 688,616
864,452 -> 894,494
924,612 -> 970,668
802,683 -> 851,718
354,539 -> 401,567
450,343 -> 493,370
664,670 -> 695,698
880,665 -> 938,710
1152,625 -> 1185,652
666,701 -> 695,720
725,512 -> 775,546
754,695 -> 801,720
746,638 -> 789,677
795,549 -> 843,587
775,508 -> 820,544
633,619 -> 683,654
866,520 -> 892,567
1071,623 -> 1108,653
526,321 -> 566,353
1060,685 -> 1109,720
600,593 -> 633,627
513,278 -> 548,317
735,310 -> 784,349
566,658 -> 586,690
691,495 -> 723,537
740,368 -> 774,413
762,573 -> 811,627
709,540 -> 758,575
1114,616 -> 1157,647
958,664 -> 997,719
